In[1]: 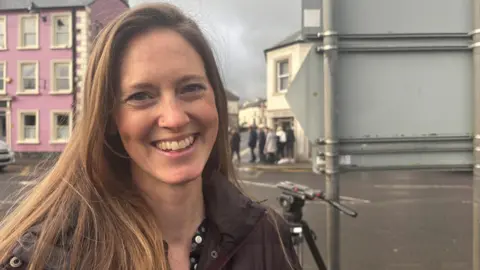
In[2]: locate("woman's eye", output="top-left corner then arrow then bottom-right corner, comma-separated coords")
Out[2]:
182,83 -> 206,94
125,92 -> 153,102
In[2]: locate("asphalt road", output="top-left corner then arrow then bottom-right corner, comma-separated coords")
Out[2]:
0,161 -> 474,270
238,169 -> 473,270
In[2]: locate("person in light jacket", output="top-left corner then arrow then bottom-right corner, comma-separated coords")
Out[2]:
276,126 -> 287,160
0,3 -> 301,270
265,127 -> 278,164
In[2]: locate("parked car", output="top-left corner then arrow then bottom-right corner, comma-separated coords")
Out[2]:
0,140 -> 15,170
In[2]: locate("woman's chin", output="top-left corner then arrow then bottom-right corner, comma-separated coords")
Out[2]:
155,168 -> 203,186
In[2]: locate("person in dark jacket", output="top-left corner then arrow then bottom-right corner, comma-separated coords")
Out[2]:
0,3 -> 301,270
230,128 -> 241,163
248,125 -> 258,163
285,126 -> 296,163
258,125 -> 267,163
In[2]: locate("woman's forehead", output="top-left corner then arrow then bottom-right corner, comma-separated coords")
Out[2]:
119,29 -> 207,89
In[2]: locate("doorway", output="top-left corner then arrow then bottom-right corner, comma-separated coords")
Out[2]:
273,117 -> 294,131
0,111 -> 6,142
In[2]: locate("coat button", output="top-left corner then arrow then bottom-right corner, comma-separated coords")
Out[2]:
211,250 -> 218,259
9,256 -> 23,268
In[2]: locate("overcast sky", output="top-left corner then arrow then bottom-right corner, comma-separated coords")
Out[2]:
129,0 -> 301,101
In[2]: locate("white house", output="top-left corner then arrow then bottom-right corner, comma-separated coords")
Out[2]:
225,89 -> 240,129
264,31 -> 313,161
238,98 -> 266,128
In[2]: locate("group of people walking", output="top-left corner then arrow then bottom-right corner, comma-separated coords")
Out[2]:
229,124 -> 296,164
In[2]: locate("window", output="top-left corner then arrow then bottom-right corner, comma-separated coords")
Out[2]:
18,15 -> 38,49
51,13 -> 71,48
51,60 -> 72,93
0,16 -> 6,49
276,59 -> 290,93
50,111 -> 72,143
0,62 -> 5,94
18,62 -> 38,94
18,111 -> 39,144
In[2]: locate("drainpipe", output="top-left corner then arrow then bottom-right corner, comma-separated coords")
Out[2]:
71,8 -> 77,126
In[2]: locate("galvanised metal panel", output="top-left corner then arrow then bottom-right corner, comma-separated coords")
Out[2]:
302,0 -> 323,37
336,51 -> 473,138
334,0 -> 472,34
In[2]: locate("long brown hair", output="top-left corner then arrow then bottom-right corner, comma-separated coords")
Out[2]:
0,3 -> 236,269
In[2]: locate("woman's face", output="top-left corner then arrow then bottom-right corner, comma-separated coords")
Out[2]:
115,28 -> 219,185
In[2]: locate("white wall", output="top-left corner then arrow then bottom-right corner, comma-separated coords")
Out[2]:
265,42 -> 313,161
239,106 -> 266,127
227,100 -> 239,115
74,9 -> 90,120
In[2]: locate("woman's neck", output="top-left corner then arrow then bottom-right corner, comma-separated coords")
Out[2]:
132,168 -> 205,246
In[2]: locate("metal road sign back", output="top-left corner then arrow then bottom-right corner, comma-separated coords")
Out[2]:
291,1 -> 479,269
288,0 -> 474,171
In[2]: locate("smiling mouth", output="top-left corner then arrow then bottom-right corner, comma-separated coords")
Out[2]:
152,134 -> 199,152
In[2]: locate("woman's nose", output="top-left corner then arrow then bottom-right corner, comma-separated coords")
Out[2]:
156,98 -> 190,129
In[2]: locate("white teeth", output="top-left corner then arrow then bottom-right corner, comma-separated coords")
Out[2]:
155,135 -> 195,151
178,140 -> 186,149
171,141 -> 179,151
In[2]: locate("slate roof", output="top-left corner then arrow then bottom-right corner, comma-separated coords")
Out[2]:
264,30 -> 306,53
241,98 -> 266,109
0,0 -> 129,11
225,89 -> 240,101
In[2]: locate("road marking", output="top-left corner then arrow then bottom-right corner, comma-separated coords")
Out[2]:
241,181 -> 276,188
240,180 -> 370,204
19,166 -> 31,176
374,184 -> 471,190
240,148 -> 250,157
338,196 -> 371,204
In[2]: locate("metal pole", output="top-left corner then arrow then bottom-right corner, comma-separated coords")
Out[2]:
472,0 -> 480,268
322,0 -> 340,269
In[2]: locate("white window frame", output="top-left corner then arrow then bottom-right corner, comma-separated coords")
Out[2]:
17,110 -> 39,144
50,110 -> 72,144
0,61 -> 6,95
276,58 -> 290,93
17,61 -> 39,95
0,16 -> 6,50
50,12 -> 72,49
17,14 -> 39,50
50,60 -> 72,94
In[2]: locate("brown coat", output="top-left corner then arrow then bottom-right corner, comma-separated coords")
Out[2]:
1,171 -> 301,270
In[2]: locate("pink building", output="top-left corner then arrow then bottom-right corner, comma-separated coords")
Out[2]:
0,0 -> 128,156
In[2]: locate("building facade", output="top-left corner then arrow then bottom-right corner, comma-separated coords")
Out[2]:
0,0 -> 128,156
225,89 -> 240,130
238,98 -> 266,128
264,31 -> 312,161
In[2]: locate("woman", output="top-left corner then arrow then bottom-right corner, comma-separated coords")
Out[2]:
265,127 -> 278,164
0,3 -> 300,270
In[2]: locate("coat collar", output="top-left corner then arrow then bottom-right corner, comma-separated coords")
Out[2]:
202,171 -> 266,247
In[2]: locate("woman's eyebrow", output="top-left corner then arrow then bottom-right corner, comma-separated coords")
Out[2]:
176,74 -> 207,85
124,82 -> 158,92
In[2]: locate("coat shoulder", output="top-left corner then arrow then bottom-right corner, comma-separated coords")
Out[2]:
0,223 -> 70,270
237,205 -> 302,270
